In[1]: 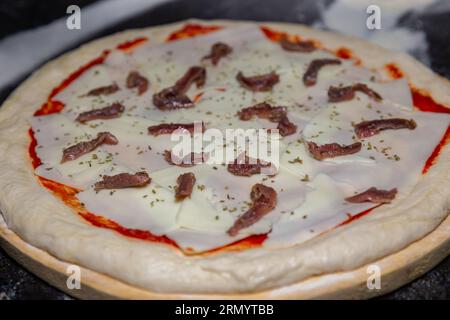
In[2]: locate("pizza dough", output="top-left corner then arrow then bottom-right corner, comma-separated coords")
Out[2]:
0,19 -> 449,294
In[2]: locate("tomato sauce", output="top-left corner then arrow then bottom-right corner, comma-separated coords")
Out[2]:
167,24 -> 222,41
385,63 -> 404,79
336,47 -> 361,65
336,47 -> 352,60
28,24 -> 450,253
197,234 -> 268,256
193,92 -> 204,103
338,205 -> 381,228
412,89 -> 450,114
28,129 -> 41,169
116,37 -> 148,51
422,125 -> 450,174
260,26 -> 289,42
260,25 -> 321,49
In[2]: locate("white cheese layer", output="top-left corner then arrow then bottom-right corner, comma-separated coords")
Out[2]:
30,25 -> 450,252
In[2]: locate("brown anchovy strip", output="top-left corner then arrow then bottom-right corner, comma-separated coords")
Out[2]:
153,66 -> 206,110
163,150 -> 206,167
280,36 -> 316,53
306,141 -> 362,160
203,42 -> 233,65
94,172 -> 151,191
328,85 -> 354,102
303,59 -> 341,86
227,155 -> 273,176
277,115 -> 297,137
227,184 -> 277,236
61,132 -> 118,163
237,102 -> 297,136
345,187 -> 397,204
148,122 -> 205,136
354,118 -> 417,139
237,102 -> 286,122
175,172 -> 196,201
75,103 -> 125,123
236,71 -> 280,92
174,66 -> 206,92
352,83 -> 382,101
153,87 -> 194,110
126,71 -> 149,95
328,83 -> 382,102
84,83 -> 119,96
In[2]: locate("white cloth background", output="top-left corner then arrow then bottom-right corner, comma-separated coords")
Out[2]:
1,0 -> 449,93
0,0 -> 171,91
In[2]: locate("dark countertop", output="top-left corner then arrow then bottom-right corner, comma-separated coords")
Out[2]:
1,246 -> 449,300
0,0 -> 449,300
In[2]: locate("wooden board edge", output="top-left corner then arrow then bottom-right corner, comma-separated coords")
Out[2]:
0,213 -> 449,300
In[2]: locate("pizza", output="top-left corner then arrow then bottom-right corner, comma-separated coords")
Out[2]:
0,19 -> 449,295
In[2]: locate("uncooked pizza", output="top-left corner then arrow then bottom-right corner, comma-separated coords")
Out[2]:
0,20 -> 449,295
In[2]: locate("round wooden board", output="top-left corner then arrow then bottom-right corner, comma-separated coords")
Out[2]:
1,211 -> 449,300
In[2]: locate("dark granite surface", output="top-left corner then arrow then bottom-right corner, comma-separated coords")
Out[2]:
0,0 -> 449,300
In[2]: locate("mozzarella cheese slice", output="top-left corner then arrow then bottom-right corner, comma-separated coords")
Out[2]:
266,174 -> 373,247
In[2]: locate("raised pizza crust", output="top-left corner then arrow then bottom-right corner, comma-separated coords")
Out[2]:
0,19 -> 449,294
